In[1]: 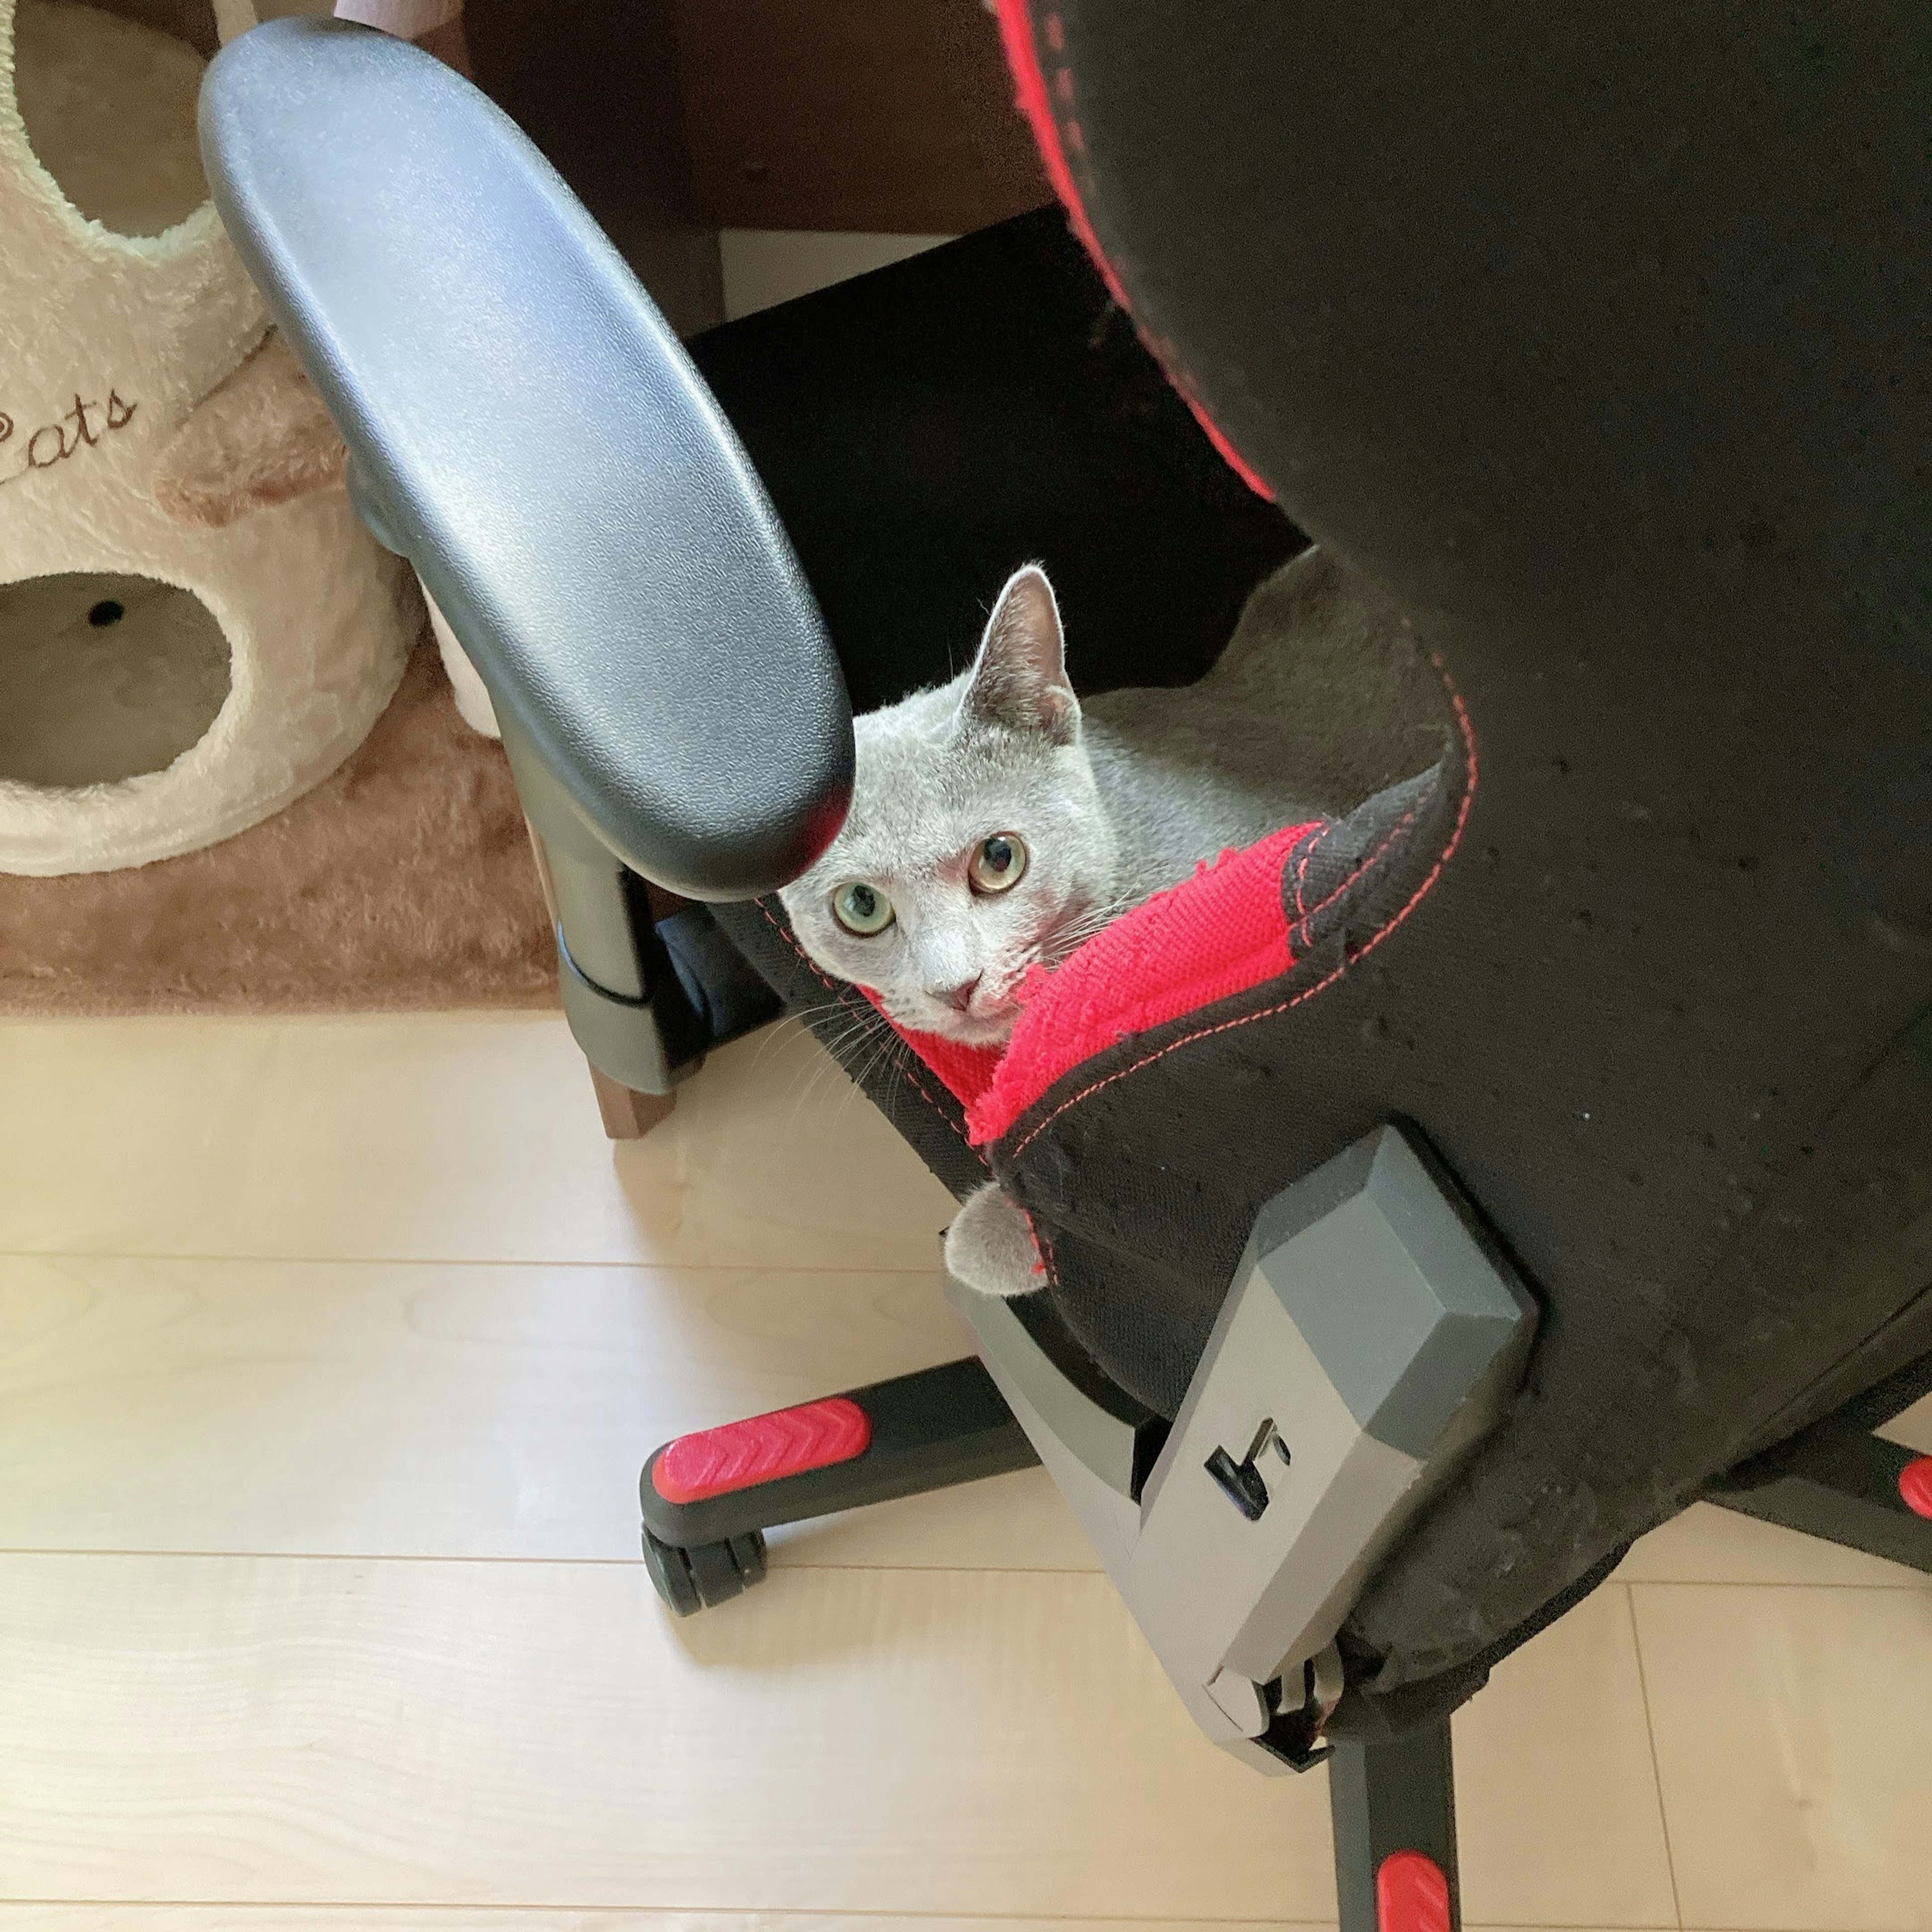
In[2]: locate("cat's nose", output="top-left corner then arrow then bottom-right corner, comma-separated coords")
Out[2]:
932,976 -> 982,1013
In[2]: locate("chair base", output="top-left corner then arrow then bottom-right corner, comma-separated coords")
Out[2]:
1330,1721 -> 1460,1932
639,1340 -> 1932,1929
637,1358 -> 1037,1606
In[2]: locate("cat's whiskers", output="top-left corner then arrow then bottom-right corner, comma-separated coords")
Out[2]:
748,1000 -> 854,1075
782,995 -> 907,1124
827,1012 -> 921,1124
807,1010 -> 891,1079
1035,894 -> 1132,970
763,998 -> 862,1103
787,1035 -> 860,1122
844,1028 -> 905,1116
777,1011 -> 871,1088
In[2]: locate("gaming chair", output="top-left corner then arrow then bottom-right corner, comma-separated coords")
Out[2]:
200,7 -> 1932,1926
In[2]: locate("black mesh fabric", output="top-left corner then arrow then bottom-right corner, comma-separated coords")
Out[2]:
687,211 -> 1304,713
1009,763 -> 1464,1414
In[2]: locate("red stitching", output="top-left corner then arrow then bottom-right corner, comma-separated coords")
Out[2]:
756,897 -> 844,997
999,4 -> 1275,502
1017,1200 -> 1052,1280
753,900 -> 975,1151
1291,836 -> 1317,927
1006,652 -> 1479,1161
1292,789 -> 1433,948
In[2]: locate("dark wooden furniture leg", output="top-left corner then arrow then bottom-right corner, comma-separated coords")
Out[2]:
588,1063 -> 677,1141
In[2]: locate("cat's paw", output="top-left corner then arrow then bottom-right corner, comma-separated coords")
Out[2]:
944,1182 -> 1047,1298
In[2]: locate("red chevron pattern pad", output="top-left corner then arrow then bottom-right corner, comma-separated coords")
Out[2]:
1377,1852 -> 1452,1932
1901,1456 -> 1932,1521
653,1397 -> 873,1504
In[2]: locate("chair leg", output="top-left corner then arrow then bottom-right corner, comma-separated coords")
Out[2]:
525,817 -> 681,1140
1705,1345 -> 1932,1572
1329,1717 -> 1461,1932
638,1358 -> 1039,1613
1706,1422 -> 1932,1571
587,1062 -> 677,1140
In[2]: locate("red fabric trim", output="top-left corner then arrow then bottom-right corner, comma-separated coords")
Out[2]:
1158,366 -> 1281,506
851,821 -> 1319,1138
1003,652 -> 1479,1160
995,0 -> 1128,308
994,0 -> 1278,504
968,820 -> 1320,1144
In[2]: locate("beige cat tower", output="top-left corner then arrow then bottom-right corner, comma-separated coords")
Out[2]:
0,0 -> 418,875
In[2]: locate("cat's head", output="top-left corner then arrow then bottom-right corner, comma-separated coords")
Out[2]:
779,565 -> 1120,1046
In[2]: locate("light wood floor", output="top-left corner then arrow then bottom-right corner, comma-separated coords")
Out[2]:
0,1009 -> 1927,1931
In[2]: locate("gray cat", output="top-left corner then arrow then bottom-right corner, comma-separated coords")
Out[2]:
778,547 -> 1446,1295
779,545 -> 1435,1045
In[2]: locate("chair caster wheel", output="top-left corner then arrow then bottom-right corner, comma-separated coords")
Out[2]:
641,1525 -> 768,1615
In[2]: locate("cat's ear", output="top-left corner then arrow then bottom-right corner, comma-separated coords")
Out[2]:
962,565 -> 1078,745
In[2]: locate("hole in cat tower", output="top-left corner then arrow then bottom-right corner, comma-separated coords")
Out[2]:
0,570 -> 232,786
11,0 -> 218,239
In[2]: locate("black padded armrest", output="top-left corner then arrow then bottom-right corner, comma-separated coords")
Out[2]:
199,18 -> 850,898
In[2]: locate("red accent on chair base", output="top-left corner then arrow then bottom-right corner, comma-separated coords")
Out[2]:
1377,1850 -> 1453,1932
653,1397 -> 873,1504
1900,1456 -> 1932,1520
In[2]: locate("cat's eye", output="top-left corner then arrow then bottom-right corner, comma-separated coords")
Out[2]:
969,833 -> 1029,894
832,880 -> 895,935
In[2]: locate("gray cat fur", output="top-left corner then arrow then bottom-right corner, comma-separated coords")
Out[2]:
779,545 -> 1451,1047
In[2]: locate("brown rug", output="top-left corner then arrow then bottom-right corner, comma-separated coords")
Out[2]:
0,637 -> 558,1017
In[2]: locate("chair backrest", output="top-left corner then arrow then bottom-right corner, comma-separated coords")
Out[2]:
938,0 -> 1932,1700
